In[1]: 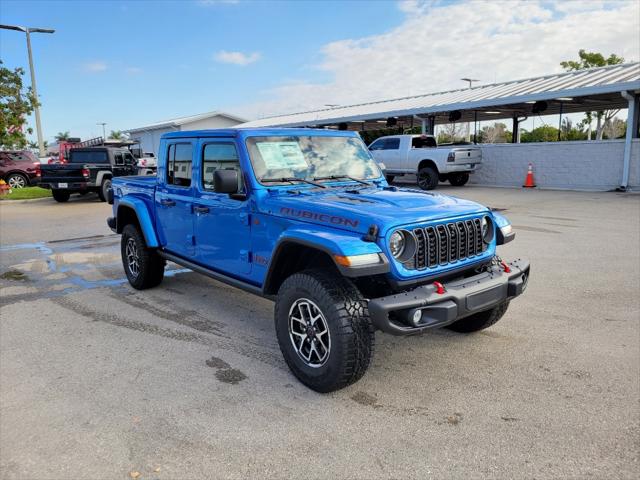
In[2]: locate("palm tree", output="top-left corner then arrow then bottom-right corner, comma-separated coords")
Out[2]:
109,130 -> 123,140
55,131 -> 70,141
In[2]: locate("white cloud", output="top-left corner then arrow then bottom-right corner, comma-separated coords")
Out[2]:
214,50 -> 261,66
126,67 -> 143,74
236,0 -> 639,119
83,61 -> 107,73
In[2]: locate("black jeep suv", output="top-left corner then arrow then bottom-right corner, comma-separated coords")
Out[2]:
40,147 -> 137,202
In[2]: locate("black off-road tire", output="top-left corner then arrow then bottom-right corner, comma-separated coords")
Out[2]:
275,269 -> 375,393
52,190 -> 71,203
98,178 -> 112,202
446,301 -> 510,333
121,224 -> 165,290
448,172 -> 470,187
385,174 -> 395,184
417,165 -> 439,190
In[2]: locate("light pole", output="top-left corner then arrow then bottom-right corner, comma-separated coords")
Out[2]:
461,78 -> 480,141
0,24 -> 55,157
97,122 -> 107,139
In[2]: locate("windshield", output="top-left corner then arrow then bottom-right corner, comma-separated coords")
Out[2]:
245,135 -> 382,185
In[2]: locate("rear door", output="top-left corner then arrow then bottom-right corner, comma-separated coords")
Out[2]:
155,141 -> 195,257
193,140 -> 252,275
369,137 -> 402,171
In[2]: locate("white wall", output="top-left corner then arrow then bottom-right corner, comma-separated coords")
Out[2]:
128,126 -> 176,157
183,116 -> 241,130
470,140 -> 640,191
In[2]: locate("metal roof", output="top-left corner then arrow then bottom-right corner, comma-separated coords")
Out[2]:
125,111 -> 247,133
239,62 -> 640,128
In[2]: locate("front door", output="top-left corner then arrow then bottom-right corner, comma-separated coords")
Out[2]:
193,140 -> 251,275
155,141 -> 195,257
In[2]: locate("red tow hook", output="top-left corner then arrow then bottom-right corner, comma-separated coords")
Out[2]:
500,261 -> 511,273
433,281 -> 445,295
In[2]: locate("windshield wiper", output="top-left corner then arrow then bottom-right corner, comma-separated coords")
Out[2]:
313,175 -> 371,186
261,177 -> 326,188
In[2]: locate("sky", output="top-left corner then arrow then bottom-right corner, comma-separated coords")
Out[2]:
1,0 -> 639,143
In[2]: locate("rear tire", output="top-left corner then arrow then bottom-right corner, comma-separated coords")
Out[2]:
275,269 -> 375,393
121,224 -> 165,290
446,301 -> 510,333
6,173 -> 28,189
52,190 -> 70,203
98,178 -> 112,202
417,166 -> 439,190
448,172 -> 470,187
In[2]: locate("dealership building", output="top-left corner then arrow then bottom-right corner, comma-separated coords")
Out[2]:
125,111 -> 246,157
240,63 -> 640,191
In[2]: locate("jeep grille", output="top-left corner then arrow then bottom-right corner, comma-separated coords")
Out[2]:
402,218 -> 486,270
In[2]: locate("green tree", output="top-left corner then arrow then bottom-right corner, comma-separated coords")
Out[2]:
478,122 -> 512,143
109,130 -> 123,140
55,131 -> 70,141
521,125 -> 560,143
560,50 -> 625,140
0,60 -> 38,149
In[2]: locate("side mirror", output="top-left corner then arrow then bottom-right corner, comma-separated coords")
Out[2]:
214,169 -> 239,194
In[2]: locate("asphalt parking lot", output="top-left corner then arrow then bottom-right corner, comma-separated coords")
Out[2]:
1,186 -> 639,479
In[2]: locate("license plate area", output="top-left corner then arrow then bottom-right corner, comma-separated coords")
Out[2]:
466,283 -> 507,311
57,182 -> 68,188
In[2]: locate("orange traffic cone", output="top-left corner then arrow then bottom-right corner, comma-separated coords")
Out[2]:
523,163 -> 536,188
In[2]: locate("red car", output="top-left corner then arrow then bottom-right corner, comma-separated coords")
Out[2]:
0,150 -> 41,188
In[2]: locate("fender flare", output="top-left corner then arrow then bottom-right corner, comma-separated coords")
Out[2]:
117,196 -> 159,247
96,170 -> 113,186
263,227 -> 388,293
417,159 -> 439,174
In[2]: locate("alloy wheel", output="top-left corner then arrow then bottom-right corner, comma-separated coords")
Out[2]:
125,237 -> 140,278
288,298 -> 331,367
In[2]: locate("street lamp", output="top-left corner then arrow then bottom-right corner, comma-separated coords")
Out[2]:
97,122 -> 107,139
460,78 -> 480,141
0,24 -> 55,157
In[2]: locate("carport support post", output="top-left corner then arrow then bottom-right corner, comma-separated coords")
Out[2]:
620,91 -> 639,190
512,116 -> 519,143
421,119 -> 426,135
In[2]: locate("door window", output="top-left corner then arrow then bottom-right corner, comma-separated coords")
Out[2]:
167,143 -> 193,187
369,138 -> 400,150
201,143 -> 242,192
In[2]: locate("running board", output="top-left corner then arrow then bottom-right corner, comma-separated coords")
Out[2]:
157,250 -> 266,298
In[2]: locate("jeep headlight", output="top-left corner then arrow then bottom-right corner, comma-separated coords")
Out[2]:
481,216 -> 494,243
389,231 -> 405,258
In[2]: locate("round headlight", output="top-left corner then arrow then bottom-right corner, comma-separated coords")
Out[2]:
481,216 -> 494,243
389,231 -> 405,258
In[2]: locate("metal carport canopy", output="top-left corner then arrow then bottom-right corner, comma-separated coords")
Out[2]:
239,62 -> 640,128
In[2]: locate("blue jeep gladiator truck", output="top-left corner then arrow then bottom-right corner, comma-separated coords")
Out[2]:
108,128 -> 529,392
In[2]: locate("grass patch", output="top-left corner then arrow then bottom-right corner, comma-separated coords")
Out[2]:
0,186 -> 51,201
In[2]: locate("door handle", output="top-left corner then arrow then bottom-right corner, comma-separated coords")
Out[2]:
193,205 -> 209,214
160,199 -> 176,207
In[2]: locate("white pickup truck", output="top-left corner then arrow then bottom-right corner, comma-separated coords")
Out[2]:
368,134 -> 482,190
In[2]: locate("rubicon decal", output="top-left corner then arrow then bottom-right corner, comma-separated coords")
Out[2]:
280,207 -> 359,228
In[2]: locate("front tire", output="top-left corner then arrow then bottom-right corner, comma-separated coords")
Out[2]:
448,172 -> 470,186
275,269 -> 374,393
52,190 -> 70,203
417,165 -> 439,190
446,301 -> 510,333
121,224 -> 165,290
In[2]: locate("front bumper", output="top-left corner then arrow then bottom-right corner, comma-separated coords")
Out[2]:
368,258 -> 529,335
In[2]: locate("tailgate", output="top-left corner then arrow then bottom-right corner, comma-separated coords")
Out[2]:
451,148 -> 481,164
40,164 -> 85,183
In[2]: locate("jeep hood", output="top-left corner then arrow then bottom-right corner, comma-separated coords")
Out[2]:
263,186 -> 489,235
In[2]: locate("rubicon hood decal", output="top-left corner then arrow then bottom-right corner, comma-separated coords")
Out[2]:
280,207 -> 359,228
